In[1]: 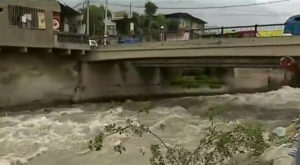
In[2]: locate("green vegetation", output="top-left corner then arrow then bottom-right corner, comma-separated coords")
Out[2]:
145,2 -> 158,16
80,5 -> 112,35
117,2 -> 168,39
170,76 -> 223,89
206,104 -> 232,120
165,69 -> 225,89
89,102 -> 269,165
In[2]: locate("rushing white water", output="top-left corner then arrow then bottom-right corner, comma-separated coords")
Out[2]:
1,86 -> 300,165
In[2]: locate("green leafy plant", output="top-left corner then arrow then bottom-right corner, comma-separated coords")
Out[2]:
145,2 -> 158,16
89,102 -> 269,165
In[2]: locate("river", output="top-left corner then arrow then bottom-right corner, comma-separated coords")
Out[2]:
1,86 -> 300,165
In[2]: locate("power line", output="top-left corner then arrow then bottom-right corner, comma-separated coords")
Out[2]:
73,0 -> 290,9
107,0 -> 290,10
207,13 -> 290,17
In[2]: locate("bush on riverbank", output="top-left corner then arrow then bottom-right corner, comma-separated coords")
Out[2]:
170,75 -> 224,89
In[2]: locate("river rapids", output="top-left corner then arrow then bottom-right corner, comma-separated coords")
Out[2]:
1,86 -> 300,165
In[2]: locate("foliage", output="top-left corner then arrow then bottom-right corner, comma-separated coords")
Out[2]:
170,76 -> 223,89
117,2 -> 166,37
80,5 -> 112,35
131,13 -> 167,36
269,132 -> 293,146
145,2 -> 158,16
155,14 -> 168,28
89,102 -> 269,165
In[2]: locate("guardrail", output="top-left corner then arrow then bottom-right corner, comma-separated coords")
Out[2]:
55,32 -> 89,44
190,23 -> 286,39
101,23 -> 287,45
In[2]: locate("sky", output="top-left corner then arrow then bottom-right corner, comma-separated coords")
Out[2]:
59,0 -> 300,26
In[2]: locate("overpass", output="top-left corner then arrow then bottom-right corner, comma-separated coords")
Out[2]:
84,36 -> 300,68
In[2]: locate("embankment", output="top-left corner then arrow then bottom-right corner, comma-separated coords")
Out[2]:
0,52 -> 291,109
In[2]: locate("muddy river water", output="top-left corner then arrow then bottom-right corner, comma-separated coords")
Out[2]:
1,86 -> 300,165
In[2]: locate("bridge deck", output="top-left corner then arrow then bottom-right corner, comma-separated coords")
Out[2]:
84,37 -> 300,68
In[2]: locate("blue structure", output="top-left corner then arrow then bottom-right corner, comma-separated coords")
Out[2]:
123,38 -> 140,44
284,15 -> 300,35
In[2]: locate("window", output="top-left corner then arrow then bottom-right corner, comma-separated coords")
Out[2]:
8,5 -> 46,29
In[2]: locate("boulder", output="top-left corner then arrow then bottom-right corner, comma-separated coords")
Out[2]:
273,127 -> 287,137
260,146 -> 295,165
272,147 -> 295,165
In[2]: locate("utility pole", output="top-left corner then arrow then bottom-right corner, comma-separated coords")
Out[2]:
86,0 -> 90,35
104,0 -> 108,45
104,0 -> 108,36
130,1 -> 132,18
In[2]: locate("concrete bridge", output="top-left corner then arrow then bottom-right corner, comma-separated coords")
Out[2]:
85,36 -> 300,68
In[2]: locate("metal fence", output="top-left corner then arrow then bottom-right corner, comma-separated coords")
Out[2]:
103,23 -> 287,45
56,32 -> 89,44
8,5 -> 45,29
191,23 -> 286,39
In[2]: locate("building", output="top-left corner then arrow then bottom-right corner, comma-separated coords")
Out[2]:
163,13 -> 206,41
0,0 -> 90,53
112,12 -> 206,42
165,13 -> 206,33
112,11 -> 129,21
112,11 -> 131,36
59,3 -> 85,34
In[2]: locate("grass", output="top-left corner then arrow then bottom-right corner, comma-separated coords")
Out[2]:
170,74 -> 224,89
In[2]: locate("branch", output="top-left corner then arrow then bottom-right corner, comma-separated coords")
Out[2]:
149,130 -> 180,165
104,125 -> 131,138
138,111 -> 180,165
187,135 -> 220,163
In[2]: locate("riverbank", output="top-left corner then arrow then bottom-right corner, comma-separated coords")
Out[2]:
0,85 -> 283,113
0,52 -> 290,110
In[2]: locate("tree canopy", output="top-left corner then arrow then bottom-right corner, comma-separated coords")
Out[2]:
81,5 -> 112,35
145,2 -> 158,16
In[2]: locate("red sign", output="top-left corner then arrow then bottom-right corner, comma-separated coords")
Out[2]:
53,12 -> 61,31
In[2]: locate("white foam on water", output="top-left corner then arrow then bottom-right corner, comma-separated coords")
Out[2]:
0,107 -> 127,165
202,86 -> 300,109
48,108 -> 85,116
0,157 -> 28,165
1,87 -> 300,165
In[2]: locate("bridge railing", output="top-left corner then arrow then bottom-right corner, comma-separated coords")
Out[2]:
54,32 -> 90,44
104,23 -> 287,45
191,23 -> 286,39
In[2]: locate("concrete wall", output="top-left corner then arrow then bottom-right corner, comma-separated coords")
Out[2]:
233,68 -> 290,90
0,0 -> 60,48
78,61 -> 162,101
0,52 -> 292,109
0,52 -> 79,107
0,53 -> 163,108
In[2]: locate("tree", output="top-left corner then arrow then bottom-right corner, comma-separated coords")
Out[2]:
88,101 -> 269,165
155,14 -> 167,29
81,5 -> 112,35
145,2 -> 158,16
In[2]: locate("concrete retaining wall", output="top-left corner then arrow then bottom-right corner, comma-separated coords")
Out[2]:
0,52 -> 291,109
78,61 -> 162,101
0,53 -> 163,108
0,53 -> 79,107
233,68 -> 290,90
